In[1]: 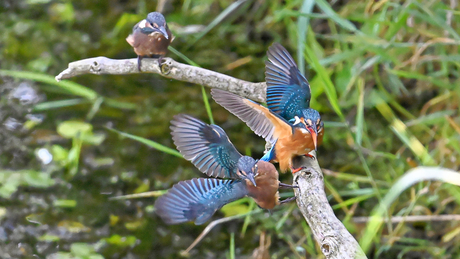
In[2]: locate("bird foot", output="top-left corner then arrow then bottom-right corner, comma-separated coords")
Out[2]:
304,153 -> 316,159
279,196 -> 296,204
157,56 -> 164,67
137,56 -> 143,72
279,182 -> 298,189
290,166 -> 305,174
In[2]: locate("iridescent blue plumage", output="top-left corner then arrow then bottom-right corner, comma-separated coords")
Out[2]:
171,115 -> 258,186
265,43 -> 311,121
154,178 -> 247,225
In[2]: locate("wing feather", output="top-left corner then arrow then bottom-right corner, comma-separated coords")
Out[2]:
171,114 -> 242,179
154,178 -> 247,225
211,89 -> 292,143
265,43 -> 311,120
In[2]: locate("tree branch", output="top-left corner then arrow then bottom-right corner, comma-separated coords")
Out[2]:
56,57 -> 367,258
293,154 -> 367,258
55,57 -> 266,103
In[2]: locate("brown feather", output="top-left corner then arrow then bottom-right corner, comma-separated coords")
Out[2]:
246,161 -> 280,209
126,28 -> 173,57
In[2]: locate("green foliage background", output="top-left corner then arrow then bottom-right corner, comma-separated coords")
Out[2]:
0,0 -> 459,258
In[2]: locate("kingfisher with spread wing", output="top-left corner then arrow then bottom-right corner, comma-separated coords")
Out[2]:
210,44 -> 323,173
154,115 -> 296,225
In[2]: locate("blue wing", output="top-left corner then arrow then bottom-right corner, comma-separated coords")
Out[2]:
154,178 -> 248,225
265,43 -> 311,120
171,114 -> 242,179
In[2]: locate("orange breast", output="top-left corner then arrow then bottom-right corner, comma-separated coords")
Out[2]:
273,127 -> 324,173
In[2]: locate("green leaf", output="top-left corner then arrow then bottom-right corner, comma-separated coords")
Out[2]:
38,234 -> 61,242
70,243 -> 94,256
103,234 -> 137,247
53,199 -> 77,208
57,121 -> 92,139
23,171 -> 55,187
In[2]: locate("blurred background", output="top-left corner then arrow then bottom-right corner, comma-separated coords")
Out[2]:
1,0 -> 459,258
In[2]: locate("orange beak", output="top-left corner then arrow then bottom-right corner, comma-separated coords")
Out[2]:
307,127 -> 318,151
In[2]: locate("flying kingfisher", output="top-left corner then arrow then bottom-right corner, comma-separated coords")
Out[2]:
153,114 -> 296,225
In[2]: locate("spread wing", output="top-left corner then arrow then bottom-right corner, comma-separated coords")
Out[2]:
265,43 -> 311,120
211,89 -> 292,144
154,178 -> 247,225
171,114 -> 242,179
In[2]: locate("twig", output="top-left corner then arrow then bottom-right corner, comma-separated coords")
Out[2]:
56,57 -> 367,258
353,214 -> 460,224
180,209 -> 262,256
55,57 -> 266,102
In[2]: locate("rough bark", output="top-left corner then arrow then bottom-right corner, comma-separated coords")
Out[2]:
56,57 -> 367,258
293,154 -> 367,258
55,57 -> 266,103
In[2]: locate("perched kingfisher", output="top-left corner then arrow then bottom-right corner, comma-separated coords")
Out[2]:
211,88 -> 323,174
154,114 -> 296,225
126,12 -> 173,71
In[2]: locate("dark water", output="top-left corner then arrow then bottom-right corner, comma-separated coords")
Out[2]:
0,1 -> 320,258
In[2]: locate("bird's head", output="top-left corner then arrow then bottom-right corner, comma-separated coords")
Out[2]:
290,108 -> 323,151
237,156 -> 258,187
139,12 -> 169,39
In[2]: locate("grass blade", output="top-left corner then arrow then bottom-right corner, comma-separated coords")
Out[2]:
314,0 -> 360,33
360,167 -> 460,252
0,70 -> 98,100
188,0 -> 249,47
33,98 -> 87,111
297,0 -> 315,75
106,127 -> 182,158
168,47 -> 214,124
304,44 -> 344,120
355,77 -> 364,146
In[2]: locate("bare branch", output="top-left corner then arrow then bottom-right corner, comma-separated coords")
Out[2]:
55,57 -> 266,102
293,154 -> 367,259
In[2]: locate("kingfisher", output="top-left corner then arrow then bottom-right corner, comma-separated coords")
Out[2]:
211,88 -> 323,174
154,114 -> 296,225
265,43 -> 324,150
126,12 -> 174,71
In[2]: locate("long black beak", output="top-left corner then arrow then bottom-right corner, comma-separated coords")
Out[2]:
247,173 -> 257,187
159,26 -> 169,39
